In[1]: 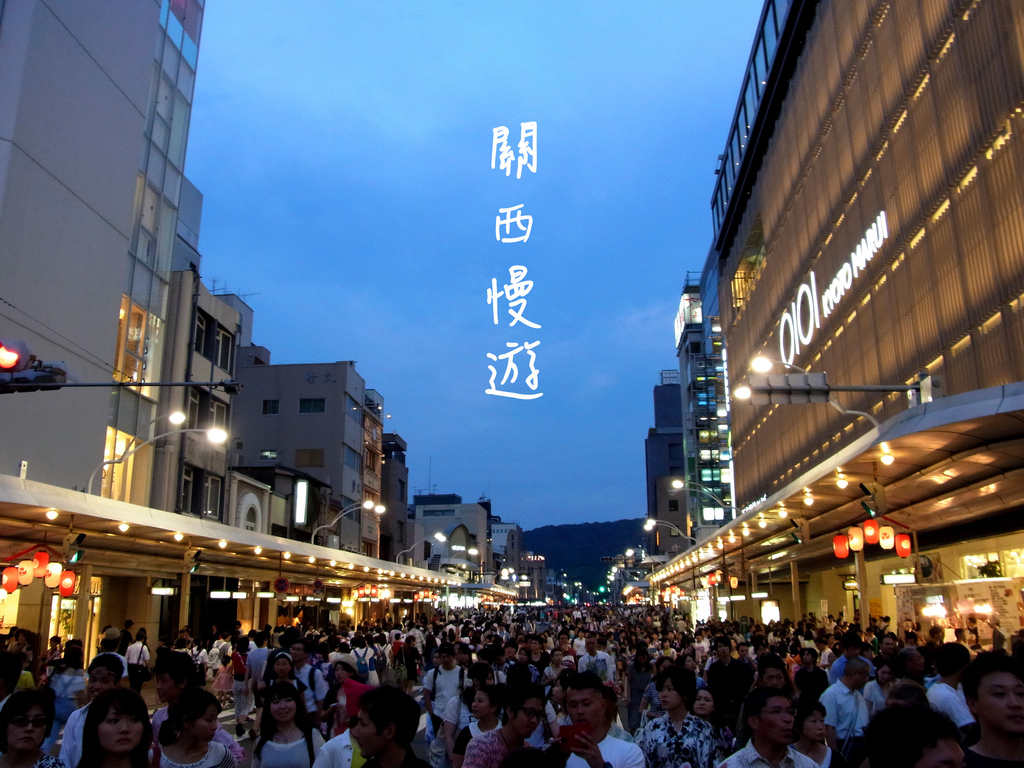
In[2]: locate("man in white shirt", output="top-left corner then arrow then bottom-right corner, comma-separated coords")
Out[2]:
717,688 -> 817,768
819,657 -> 870,766
927,642 -> 975,734
290,638 -> 329,725
565,672 -> 645,768
422,643 -> 468,734
577,634 -> 616,683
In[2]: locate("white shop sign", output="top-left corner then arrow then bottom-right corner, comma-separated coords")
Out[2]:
778,211 -> 889,365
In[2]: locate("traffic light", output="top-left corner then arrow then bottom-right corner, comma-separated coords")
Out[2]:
745,373 -> 831,405
65,533 -> 86,563
0,338 -> 67,394
859,482 -> 886,517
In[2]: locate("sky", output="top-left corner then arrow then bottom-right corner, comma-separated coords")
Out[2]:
185,2 -> 765,530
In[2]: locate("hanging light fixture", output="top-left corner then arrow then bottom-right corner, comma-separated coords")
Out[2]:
879,526 -> 896,549
895,533 -> 912,558
836,470 -> 849,489
1,568 -> 18,592
863,518 -> 880,545
32,551 -> 49,578
59,571 -> 77,597
833,534 -> 850,559
44,562 -> 63,588
17,561 -> 34,586
847,527 -> 865,552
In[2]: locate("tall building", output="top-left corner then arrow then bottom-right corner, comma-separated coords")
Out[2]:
654,0 -> 1024,628
643,370 -> 689,554
411,493 -> 488,580
379,433 -> 410,561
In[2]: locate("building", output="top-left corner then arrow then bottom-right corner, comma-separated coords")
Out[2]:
653,0 -> 1024,628
411,493 -> 488,580
489,516 -> 523,573
379,433 -> 410,561
643,370 -> 689,555
231,359 -> 386,556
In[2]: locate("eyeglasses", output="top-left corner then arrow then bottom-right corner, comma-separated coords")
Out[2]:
10,716 -> 48,728
518,706 -> 543,720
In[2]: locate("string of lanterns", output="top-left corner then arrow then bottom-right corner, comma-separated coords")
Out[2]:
1,551 -> 77,596
833,518 -> 911,559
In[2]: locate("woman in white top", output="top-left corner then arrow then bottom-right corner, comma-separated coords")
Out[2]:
793,699 -> 847,768
861,660 -> 894,717
41,645 -> 87,753
125,631 -> 151,693
452,685 -> 502,768
158,688 -> 237,768
252,683 -> 324,768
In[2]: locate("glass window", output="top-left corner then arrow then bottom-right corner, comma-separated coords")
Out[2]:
210,399 -> 227,429
194,313 -> 207,356
299,398 -> 325,414
262,399 -> 279,415
181,466 -> 194,513
295,448 -> 324,467
259,450 -> 277,461
187,388 -> 200,430
344,446 -> 361,470
204,475 -> 222,519
244,506 -> 258,531
216,327 -> 233,371
346,394 -> 361,421
762,5 -> 778,63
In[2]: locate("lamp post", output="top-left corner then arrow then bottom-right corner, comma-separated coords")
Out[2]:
87,426 -> 227,497
395,532 -> 446,565
311,500 -> 385,550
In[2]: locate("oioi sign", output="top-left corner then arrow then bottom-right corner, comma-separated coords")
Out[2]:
778,211 -> 889,365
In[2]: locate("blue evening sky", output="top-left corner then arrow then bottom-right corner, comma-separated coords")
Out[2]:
186,2 -> 764,530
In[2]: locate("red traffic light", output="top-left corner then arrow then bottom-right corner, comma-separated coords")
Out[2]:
0,340 -> 30,372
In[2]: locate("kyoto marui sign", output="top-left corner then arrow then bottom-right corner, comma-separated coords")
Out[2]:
777,211 -> 889,365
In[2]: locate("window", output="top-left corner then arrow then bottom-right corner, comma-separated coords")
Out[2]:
211,399 -> 228,429
259,449 -> 277,461
344,446 -> 361,470
244,506 -> 258,532
262,399 -> 279,415
346,394 -> 361,421
194,312 -> 208,357
295,448 -> 324,467
181,467 -> 194,514
668,500 -> 679,512
299,398 -> 325,414
423,508 -> 455,517
187,388 -> 201,429
216,327 -> 233,371
204,475 -> 222,519
398,479 -> 407,503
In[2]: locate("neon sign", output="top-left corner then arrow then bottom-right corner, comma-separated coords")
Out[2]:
778,211 -> 888,365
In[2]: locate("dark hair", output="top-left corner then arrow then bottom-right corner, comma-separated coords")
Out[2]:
505,662 -> 536,689
564,671 -> 607,698
88,653 -> 126,680
864,705 -> 960,768
794,698 -> 825,737
0,689 -> 56,749
800,647 -> 819,663
255,683 -> 315,759
438,643 -> 456,656
841,631 -> 861,649
506,683 -> 546,714
78,689 -> 152,768
632,647 -> 651,672
743,686 -> 792,722
885,680 -> 929,708
962,652 -> 1024,700
358,686 -> 423,748
655,666 -> 697,709
153,647 -> 194,684
934,642 -> 971,677
476,684 -> 505,717
158,687 -> 221,746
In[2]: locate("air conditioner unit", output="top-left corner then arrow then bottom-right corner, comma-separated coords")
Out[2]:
326,535 -> 340,549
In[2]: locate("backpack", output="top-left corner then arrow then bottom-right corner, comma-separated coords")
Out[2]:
353,647 -> 375,675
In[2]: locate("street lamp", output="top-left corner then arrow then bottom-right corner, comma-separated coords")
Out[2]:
310,500 -> 385,543
394,532 -> 446,564
87,426 -> 226,496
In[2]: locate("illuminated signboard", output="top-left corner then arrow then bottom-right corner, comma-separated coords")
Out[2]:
777,211 -> 889,365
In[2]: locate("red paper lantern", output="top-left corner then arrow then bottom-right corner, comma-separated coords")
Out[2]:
1,567 -> 18,592
59,571 -> 77,597
863,519 -> 880,545
895,533 -> 912,558
833,534 -> 850,559
32,551 -> 50,578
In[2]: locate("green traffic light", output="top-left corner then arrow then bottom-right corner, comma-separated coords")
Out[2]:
860,501 -> 876,518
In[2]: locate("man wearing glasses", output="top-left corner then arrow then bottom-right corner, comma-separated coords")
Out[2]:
716,688 -> 816,768
463,683 -> 547,768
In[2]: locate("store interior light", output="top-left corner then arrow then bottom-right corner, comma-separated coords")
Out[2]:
151,587 -> 175,596
284,595 -> 300,602
283,552 -> 291,559
254,546 -> 262,555
751,591 -> 769,598
218,540 -> 227,549
232,592 -> 248,599
46,509 -> 59,521
210,591 -> 231,599
173,532 -> 184,542
326,596 -> 342,604
118,523 -> 129,533
256,591 -> 275,598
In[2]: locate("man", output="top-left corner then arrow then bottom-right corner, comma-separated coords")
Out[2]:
896,646 -> 927,686
351,686 -> 431,768
794,648 -> 829,702
705,637 -> 754,727
455,642 -> 474,670
149,646 -> 245,765
528,634 -> 550,670
963,652 -> 1024,766
814,635 -> 835,671
819,656 -> 870,766
60,654 -> 126,768
463,684 -> 546,768
565,672 -> 645,768
577,633 -> 617,683
927,643 -> 975,737
828,631 -> 875,684
291,637 -> 330,725
864,704 -> 963,768
118,620 -> 135,655
716,687 -> 817,768
423,643 -> 468,736
877,633 -> 899,667
635,666 -> 716,768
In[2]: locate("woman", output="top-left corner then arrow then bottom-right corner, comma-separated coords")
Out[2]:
548,670 -> 572,730
41,646 -> 86,753
229,637 -> 253,737
77,688 -> 152,768
260,651 -> 304,694
626,647 -> 653,733
862,660 -> 893,717
640,656 -> 673,723
124,631 -> 151,694
157,688 -> 237,768
541,649 -> 564,690
0,689 -> 62,768
691,689 -> 732,764
463,686 -> 546,768
452,685 -> 503,768
792,700 -> 846,768
252,683 -> 323,768
444,663 -> 494,760
324,655 -> 374,737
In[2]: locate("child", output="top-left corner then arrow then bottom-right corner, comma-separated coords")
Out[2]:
212,654 -> 233,707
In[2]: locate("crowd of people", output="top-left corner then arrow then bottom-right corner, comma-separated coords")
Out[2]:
0,606 -> 1021,768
